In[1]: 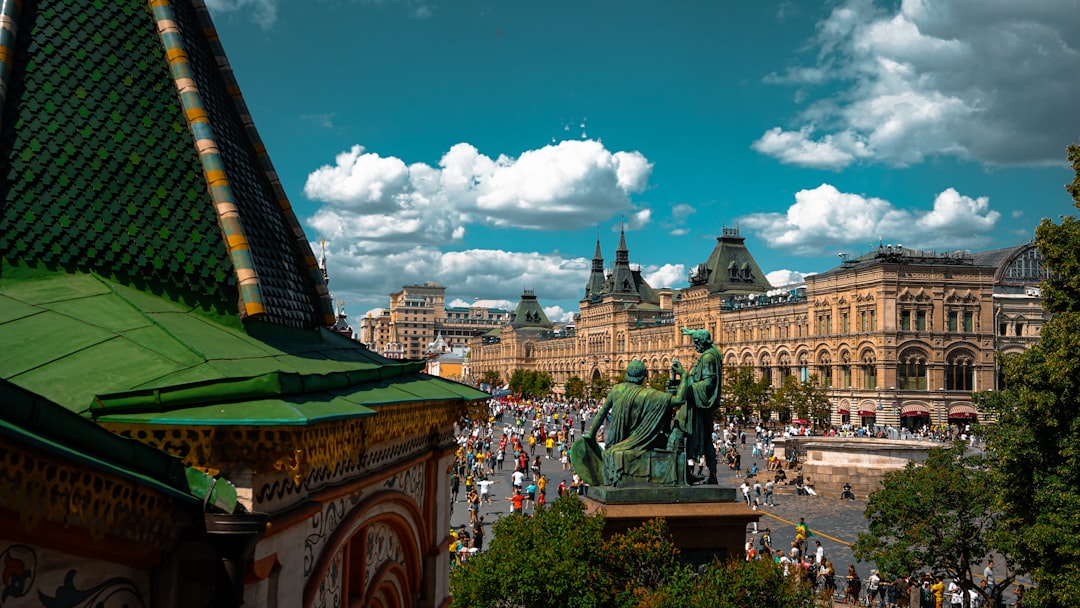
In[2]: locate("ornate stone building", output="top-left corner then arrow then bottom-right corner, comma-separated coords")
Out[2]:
469,229 -> 1049,428
358,282 -> 512,360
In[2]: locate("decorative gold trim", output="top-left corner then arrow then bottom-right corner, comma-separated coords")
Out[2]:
0,444 -> 179,550
105,400 -> 469,487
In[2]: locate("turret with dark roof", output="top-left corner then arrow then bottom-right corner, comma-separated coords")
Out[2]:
584,227 -> 660,306
584,236 -> 607,301
511,289 -> 553,330
689,227 -> 772,295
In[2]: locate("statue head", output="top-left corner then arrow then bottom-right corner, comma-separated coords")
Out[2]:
681,327 -> 713,352
624,360 -> 647,384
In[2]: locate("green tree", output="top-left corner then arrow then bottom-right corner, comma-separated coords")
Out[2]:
589,375 -> 611,401
450,495 -> 608,607
508,369 -> 556,399
647,370 -> 671,392
853,445 -> 1013,607
770,375 -> 802,423
974,142 -> 1080,606
802,374 -> 832,427
508,368 -> 528,396
565,376 -> 586,400
450,495 -> 683,608
479,370 -> 501,388
723,366 -> 771,423
451,494 -> 814,608
649,557 -> 814,608
754,376 -> 773,424
529,370 -> 554,398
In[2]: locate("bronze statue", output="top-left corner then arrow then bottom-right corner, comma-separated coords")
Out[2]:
571,360 -> 681,487
569,328 -> 721,488
671,328 -> 721,484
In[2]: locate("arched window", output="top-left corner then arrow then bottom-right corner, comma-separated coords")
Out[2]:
778,353 -> 792,381
946,350 -> 975,391
840,351 -> 852,388
759,354 -> 772,387
817,352 -> 832,387
861,350 -> 877,389
898,349 -> 928,391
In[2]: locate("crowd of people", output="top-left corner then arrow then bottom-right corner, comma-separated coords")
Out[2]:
447,396 -> 598,566
446,398 -> 1023,606
744,521 -> 1015,608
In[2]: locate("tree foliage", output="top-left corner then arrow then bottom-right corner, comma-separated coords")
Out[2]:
803,374 -> 832,426
645,557 -> 814,608
646,370 -> 671,393
450,494 -> 814,608
853,445 -> 1012,607
723,365 -> 771,422
564,375 -> 587,401
479,370 -> 501,387
589,375 -> 612,401
451,496 -> 611,607
973,142 -> 1080,606
769,375 -> 802,422
509,369 -> 555,399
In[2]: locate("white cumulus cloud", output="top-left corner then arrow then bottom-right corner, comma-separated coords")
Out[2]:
766,269 -> 811,287
738,183 -> 1000,255
755,0 -> 1080,168
643,264 -> 687,290
204,0 -> 277,29
323,245 -> 594,317
304,140 -> 654,250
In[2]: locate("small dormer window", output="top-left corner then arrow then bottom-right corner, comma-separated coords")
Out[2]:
741,262 -> 752,280
728,261 -> 738,279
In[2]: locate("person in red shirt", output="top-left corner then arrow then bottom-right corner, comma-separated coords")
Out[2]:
506,488 -> 525,514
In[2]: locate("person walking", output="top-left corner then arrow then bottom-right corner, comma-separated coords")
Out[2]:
472,517 -> 485,551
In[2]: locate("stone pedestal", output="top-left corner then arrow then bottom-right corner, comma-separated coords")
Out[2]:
581,486 -> 758,567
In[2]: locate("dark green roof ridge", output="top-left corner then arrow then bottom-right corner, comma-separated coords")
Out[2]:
91,364 -> 424,416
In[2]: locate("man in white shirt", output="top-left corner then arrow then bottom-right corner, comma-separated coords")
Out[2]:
511,468 -> 525,492
814,540 -> 825,565
477,478 -> 498,504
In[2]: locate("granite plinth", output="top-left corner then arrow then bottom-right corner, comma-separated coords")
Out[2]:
582,487 -> 757,567
584,484 -> 734,504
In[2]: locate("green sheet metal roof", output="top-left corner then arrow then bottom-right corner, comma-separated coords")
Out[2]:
0,271 -> 488,425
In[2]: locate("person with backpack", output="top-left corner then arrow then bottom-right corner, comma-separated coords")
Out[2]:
759,528 -> 774,558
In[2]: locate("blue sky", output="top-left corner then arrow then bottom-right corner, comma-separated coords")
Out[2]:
205,0 -> 1080,322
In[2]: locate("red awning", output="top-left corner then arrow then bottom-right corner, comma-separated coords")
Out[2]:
857,409 -> 876,416
838,405 -> 850,414
900,404 -> 930,417
949,404 -> 979,419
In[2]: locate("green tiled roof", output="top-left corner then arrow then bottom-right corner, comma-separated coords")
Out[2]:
0,0 -> 487,439
0,0 -> 331,328
0,272 -> 487,424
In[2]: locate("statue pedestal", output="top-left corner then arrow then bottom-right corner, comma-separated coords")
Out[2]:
582,486 -> 758,567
